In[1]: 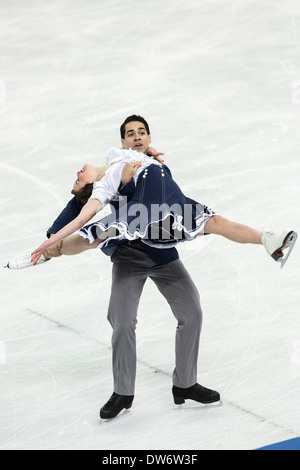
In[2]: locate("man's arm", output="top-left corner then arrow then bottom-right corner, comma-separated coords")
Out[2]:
47,197 -> 84,238
32,198 -> 103,265
44,197 -> 84,258
120,161 -> 141,188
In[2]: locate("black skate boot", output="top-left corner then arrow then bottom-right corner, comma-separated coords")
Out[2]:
172,383 -> 220,405
100,392 -> 134,419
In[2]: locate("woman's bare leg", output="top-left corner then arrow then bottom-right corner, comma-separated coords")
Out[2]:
60,234 -> 101,255
204,215 -> 262,244
45,227 -> 119,257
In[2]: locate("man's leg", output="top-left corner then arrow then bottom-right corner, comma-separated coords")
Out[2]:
107,258 -> 147,396
150,259 -> 220,405
149,259 -> 202,388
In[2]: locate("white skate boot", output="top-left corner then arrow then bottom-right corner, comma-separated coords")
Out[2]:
261,230 -> 297,268
5,253 -> 50,270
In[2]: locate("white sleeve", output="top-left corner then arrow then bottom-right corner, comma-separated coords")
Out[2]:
89,164 -> 122,206
106,147 -> 127,164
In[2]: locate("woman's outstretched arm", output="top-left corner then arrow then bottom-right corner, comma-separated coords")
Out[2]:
31,198 -> 103,265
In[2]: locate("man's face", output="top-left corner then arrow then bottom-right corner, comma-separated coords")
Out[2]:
121,121 -> 151,153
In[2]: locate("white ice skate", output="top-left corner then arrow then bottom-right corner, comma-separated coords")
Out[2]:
261,230 -> 297,268
4,253 -> 50,270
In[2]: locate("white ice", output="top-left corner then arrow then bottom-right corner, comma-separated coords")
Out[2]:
0,0 -> 300,450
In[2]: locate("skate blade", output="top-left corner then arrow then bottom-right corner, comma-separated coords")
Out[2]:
273,231 -> 298,269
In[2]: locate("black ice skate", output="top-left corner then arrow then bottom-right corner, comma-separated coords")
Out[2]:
172,383 -> 220,405
100,393 -> 134,419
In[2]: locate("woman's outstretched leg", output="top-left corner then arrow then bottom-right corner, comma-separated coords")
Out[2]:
59,234 -> 101,256
204,215 -> 297,267
45,227 -> 119,257
204,215 -> 262,244
6,230 -> 115,269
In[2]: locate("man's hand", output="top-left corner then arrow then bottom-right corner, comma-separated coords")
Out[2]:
121,161 -> 142,187
43,234 -> 62,259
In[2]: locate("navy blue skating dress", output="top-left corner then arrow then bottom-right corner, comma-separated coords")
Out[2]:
79,163 -> 215,250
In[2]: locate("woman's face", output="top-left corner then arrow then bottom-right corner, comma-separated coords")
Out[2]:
72,164 -> 94,192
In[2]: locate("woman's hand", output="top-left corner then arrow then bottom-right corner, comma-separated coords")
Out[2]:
146,146 -> 165,165
31,240 -> 51,265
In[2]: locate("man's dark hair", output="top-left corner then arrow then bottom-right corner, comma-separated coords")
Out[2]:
71,183 -> 94,205
120,115 -> 150,139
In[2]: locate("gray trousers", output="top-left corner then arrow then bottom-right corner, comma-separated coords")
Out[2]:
107,242 -> 203,395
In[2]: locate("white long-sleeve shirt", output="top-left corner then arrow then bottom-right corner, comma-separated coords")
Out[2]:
90,148 -> 162,206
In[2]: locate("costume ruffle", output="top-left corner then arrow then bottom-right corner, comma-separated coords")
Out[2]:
78,164 -> 215,250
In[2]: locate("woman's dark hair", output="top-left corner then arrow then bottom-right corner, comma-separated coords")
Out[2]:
71,183 -> 94,204
120,115 -> 150,139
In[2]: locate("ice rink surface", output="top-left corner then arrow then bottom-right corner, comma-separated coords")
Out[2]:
1,0 -> 300,450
